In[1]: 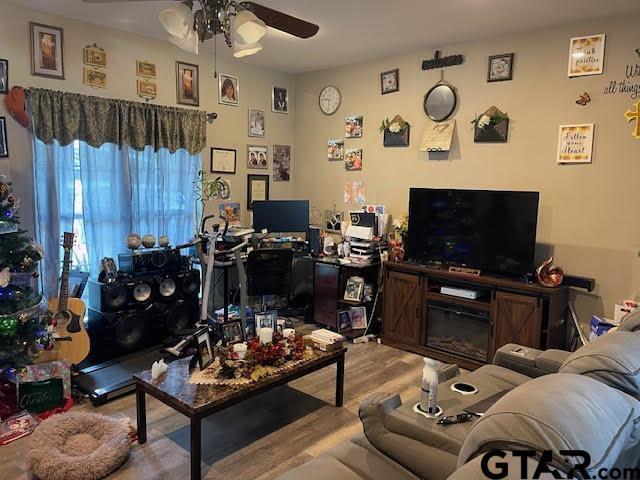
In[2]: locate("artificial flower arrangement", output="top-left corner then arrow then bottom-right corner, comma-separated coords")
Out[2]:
471,106 -> 510,143
209,332 -> 310,383
389,214 -> 409,262
471,111 -> 509,129
379,116 -> 410,134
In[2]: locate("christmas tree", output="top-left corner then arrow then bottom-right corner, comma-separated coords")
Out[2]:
0,176 -> 53,370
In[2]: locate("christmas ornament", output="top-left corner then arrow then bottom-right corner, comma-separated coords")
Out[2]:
0,317 -> 18,336
0,268 -> 10,288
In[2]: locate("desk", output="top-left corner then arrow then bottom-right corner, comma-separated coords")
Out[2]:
134,348 -> 346,480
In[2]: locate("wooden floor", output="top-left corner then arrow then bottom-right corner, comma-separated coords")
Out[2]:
0,342 -> 427,480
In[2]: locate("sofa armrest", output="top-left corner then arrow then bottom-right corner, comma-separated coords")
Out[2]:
359,393 -> 458,480
492,343 -> 571,377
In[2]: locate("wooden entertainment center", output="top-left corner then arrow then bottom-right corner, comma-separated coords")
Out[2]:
381,262 -> 569,370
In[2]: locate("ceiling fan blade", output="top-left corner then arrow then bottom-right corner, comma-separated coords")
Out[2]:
239,2 -> 319,39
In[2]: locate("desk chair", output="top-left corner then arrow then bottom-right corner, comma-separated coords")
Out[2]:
247,248 -> 294,311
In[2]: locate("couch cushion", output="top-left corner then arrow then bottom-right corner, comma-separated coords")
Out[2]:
559,331 -> 640,398
457,373 -> 640,476
618,310 -> 640,332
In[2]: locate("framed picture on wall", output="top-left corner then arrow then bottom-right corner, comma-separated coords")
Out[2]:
557,124 -> 594,164
568,34 -> 605,77
210,147 -> 237,174
247,174 -> 269,210
137,79 -> 157,99
272,145 -> 291,181
248,108 -> 265,137
0,59 -> 8,95
247,144 -> 268,169
219,73 -> 239,106
176,61 -> 199,106
83,45 -> 107,67
136,60 -> 156,78
0,117 -> 8,158
487,53 -> 514,82
30,22 -> 65,80
83,67 -> 106,89
380,68 -> 399,94
272,86 -> 288,113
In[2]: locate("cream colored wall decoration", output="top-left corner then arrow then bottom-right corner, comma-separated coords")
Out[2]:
557,124 -> 594,163
568,34 -> 605,77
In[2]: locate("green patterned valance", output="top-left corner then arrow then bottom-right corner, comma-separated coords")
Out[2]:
29,88 -> 206,155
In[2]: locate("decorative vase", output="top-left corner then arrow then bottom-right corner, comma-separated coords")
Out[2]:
536,256 -> 564,287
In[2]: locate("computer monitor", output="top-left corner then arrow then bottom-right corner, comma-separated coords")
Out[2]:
252,200 -> 310,233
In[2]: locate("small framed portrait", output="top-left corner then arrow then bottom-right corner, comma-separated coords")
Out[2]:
83,67 -> 106,89
0,117 -> 8,158
247,144 -> 268,169
222,321 -> 244,346
248,108 -> 265,137
83,45 -> 106,67
0,59 -> 8,95
247,174 -> 269,210
196,329 -> 214,370
338,310 -> 351,332
349,307 -> 368,330
176,61 -> 199,106
487,53 -> 514,82
137,79 -> 157,99
219,73 -> 239,106
136,60 -> 156,78
345,148 -> 363,171
272,144 -> 291,182
30,22 -> 65,80
272,86 -> 288,113
345,115 -> 363,138
344,276 -> 365,302
328,139 -> 344,161
380,68 -> 399,94
254,311 -> 277,336
211,147 -> 237,174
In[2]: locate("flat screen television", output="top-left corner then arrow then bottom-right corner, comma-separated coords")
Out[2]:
252,200 -> 309,233
406,188 -> 539,277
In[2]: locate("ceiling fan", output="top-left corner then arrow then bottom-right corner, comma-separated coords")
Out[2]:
82,0 -> 319,57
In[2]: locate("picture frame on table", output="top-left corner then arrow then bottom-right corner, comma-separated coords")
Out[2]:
219,73 -> 239,106
196,329 -> 214,370
0,59 -> 8,95
247,144 -> 268,169
222,321 -> 244,346
487,53 -> 514,82
247,174 -> 269,210
248,108 -> 266,137
349,306 -> 368,330
272,86 -> 288,113
0,117 -> 8,158
210,147 -> 237,174
30,22 -> 65,80
338,310 -> 351,332
380,68 -> 399,94
176,60 -> 199,106
254,311 -> 277,336
344,276 -> 365,302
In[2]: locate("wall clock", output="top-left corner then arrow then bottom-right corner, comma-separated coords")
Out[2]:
319,85 -> 342,115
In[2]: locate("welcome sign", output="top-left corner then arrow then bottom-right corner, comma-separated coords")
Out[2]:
557,124 -> 594,164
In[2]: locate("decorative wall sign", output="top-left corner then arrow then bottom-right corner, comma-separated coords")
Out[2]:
603,60 -> 640,100
30,22 -> 65,80
575,92 -> 591,106
568,34 -> 605,77
487,53 -> 514,82
420,119 -> 455,152
136,60 -> 156,78
557,124 -> 594,164
624,100 -> 640,139
421,50 -> 464,70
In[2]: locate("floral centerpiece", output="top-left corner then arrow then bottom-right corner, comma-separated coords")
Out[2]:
389,214 -> 409,262
192,332 -> 311,385
471,106 -> 509,143
379,115 -> 410,147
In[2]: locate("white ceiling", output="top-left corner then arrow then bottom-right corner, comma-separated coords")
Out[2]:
11,0 -> 640,74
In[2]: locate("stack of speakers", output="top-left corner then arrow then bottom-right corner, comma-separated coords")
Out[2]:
88,249 -> 200,358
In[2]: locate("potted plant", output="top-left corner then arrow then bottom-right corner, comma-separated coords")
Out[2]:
380,115 -> 410,147
472,106 -> 509,143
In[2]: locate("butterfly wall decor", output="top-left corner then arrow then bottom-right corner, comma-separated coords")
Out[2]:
576,92 -> 591,107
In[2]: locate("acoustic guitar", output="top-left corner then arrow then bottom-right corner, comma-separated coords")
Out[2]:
49,232 -> 90,365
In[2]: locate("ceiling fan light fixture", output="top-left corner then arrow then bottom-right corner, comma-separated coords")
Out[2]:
168,30 -> 199,55
233,9 -> 267,44
159,3 -> 193,39
233,40 -> 263,58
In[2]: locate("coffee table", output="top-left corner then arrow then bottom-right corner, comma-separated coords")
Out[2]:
133,347 -> 346,480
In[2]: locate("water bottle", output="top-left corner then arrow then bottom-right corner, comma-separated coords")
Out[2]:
420,357 -> 439,416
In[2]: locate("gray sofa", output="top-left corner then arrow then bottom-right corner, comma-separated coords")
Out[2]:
278,312 -> 640,480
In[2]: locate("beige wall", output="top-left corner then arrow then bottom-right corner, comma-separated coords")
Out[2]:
0,0 -> 295,237
294,15 -> 640,319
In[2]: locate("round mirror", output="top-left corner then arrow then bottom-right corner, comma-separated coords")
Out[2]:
423,83 -> 457,121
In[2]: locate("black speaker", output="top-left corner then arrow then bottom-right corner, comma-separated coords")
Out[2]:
117,248 -> 185,276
